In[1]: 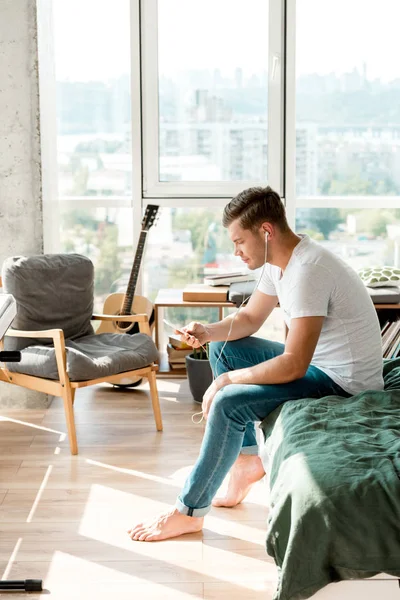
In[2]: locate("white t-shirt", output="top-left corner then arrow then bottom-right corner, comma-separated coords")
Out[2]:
258,235 -> 384,395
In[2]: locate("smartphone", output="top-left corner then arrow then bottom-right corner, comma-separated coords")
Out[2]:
163,319 -> 185,335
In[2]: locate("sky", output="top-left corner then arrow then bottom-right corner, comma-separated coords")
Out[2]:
53,0 -> 400,83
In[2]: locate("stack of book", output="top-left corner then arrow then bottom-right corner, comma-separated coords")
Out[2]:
381,319 -> 400,358
167,334 -> 193,370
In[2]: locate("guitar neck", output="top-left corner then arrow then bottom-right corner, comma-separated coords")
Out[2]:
121,230 -> 148,315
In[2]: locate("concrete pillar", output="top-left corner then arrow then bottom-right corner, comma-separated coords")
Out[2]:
0,0 -> 50,408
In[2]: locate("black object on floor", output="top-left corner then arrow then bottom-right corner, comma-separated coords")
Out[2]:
0,351 -> 21,362
0,579 -> 42,592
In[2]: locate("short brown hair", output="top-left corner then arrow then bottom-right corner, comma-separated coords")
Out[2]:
222,186 -> 289,233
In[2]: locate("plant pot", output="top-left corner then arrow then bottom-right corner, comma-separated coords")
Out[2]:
185,353 -> 213,404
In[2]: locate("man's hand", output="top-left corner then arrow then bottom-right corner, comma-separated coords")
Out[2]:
202,374 -> 228,419
180,321 -> 211,348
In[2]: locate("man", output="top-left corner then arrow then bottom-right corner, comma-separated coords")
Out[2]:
128,186 -> 384,542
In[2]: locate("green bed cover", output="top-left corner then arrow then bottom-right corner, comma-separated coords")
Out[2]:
260,358 -> 400,600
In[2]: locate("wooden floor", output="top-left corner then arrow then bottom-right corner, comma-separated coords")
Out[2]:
0,378 -> 278,599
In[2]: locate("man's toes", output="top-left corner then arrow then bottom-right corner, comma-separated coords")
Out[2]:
128,528 -> 140,539
131,527 -> 146,540
138,530 -> 152,541
127,523 -> 143,535
143,533 -> 159,542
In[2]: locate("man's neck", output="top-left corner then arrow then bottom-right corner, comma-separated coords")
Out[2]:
270,231 -> 303,272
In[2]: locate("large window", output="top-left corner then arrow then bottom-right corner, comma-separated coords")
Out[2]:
44,0 -> 400,312
295,0 -> 400,267
296,0 -> 400,200
157,0 -> 269,184
60,207 -> 133,312
54,0 -> 132,199
296,208 -> 400,270
143,207 -> 241,302
142,0 -> 285,197
52,0 -> 136,308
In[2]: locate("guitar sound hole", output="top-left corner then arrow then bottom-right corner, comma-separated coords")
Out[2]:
117,321 -> 131,330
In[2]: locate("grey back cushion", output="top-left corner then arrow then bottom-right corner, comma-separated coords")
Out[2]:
2,254 -> 94,351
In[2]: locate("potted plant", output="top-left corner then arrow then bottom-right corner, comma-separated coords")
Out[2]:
185,343 -> 213,404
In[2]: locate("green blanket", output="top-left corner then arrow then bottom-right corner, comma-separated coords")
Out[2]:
260,358 -> 400,600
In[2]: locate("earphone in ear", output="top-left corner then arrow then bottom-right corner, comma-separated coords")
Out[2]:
264,231 -> 269,241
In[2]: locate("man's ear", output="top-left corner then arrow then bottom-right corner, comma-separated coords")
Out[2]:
261,223 -> 272,238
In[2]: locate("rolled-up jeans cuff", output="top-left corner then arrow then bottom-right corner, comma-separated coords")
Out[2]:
240,444 -> 259,456
175,496 -> 211,517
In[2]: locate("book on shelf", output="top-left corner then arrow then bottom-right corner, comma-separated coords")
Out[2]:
381,317 -> 400,358
166,343 -> 192,359
169,361 -> 187,370
168,334 -> 190,350
204,272 -> 255,286
166,343 -> 192,370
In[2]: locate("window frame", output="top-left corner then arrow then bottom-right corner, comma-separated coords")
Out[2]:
140,0 -> 286,201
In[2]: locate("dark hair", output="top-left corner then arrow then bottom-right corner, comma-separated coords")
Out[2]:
222,186 -> 289,233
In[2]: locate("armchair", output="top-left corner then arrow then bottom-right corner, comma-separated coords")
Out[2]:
0,254 -> 162,455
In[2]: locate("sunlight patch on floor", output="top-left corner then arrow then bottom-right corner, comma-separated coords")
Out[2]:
1,537 -> 22,580
26,465 -> 53,523
85,459 -> 182,488
78,484 -> 177,545
141,380 -> 182,394
0,416 -> 64,435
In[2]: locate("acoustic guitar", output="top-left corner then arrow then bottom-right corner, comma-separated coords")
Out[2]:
97,204 -> 159,337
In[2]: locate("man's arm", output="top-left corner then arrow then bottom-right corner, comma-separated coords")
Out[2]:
182,290 -> 278,346
220,316 -> 325,386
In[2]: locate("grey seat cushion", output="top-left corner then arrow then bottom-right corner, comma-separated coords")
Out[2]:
6,332 -> 159,381
2,254 -> 94,351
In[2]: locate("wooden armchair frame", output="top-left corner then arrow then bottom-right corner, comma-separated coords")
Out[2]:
0,313 -> 162,455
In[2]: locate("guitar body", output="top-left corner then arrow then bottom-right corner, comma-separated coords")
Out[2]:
96,294 -> 155,388
97,294 -> 154,335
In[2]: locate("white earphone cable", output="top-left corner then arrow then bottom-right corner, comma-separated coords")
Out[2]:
192,233 -> 269,424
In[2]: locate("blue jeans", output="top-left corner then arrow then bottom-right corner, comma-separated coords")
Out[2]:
176,336 -> 349,517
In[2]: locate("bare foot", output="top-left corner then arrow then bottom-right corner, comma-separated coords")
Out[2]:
212,454 -> 265,508
127,508 -> 204,542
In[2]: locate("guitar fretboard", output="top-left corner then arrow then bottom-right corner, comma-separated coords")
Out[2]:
121,230 -> 148,315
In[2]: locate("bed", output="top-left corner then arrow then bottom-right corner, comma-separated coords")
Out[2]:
259,358 -> 400,600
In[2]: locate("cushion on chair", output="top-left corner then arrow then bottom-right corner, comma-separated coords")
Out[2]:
2,254 -> 94,351
6,332 -> 159,381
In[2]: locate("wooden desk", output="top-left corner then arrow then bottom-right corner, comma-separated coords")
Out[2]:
154,288 -> 237,376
